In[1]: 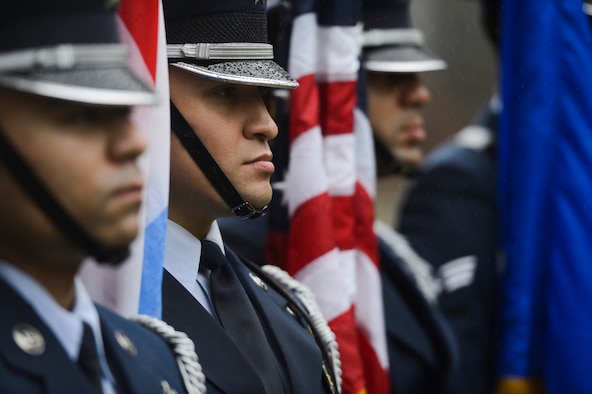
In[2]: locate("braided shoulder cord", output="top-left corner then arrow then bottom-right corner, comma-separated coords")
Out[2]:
261,265 -> 343,393
130,315 -> 207,394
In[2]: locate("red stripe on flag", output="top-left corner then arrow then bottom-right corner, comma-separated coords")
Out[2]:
287,193 -> 336,275
358,327 -> 390,394
119,0 -> 159,81
319,81 -> 357,136
330,307 -> 367,394
331,196 -> 356,251
354,183 -> 379,269
289,74 -> 320,142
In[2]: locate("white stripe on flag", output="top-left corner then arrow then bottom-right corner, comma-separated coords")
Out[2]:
289,13 -> 318,80
295,248 -> 354,321
324,134 -> 357,196
287,126 -> 329,217
354,107 -> 376,199
316,25 -> 361,83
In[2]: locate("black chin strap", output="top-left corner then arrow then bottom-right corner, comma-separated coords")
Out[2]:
373,135 -> 404,176
170,101 -> 268,219
0,129 -> 129,265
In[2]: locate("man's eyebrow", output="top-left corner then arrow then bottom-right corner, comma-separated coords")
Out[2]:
36,96 -> 71,110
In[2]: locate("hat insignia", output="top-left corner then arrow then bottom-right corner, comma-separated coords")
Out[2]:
249,272 -> 268,290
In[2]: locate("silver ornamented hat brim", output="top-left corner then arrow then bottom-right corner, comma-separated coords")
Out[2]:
364,46 -> 447,73
0,44 -> 157,106
171,59 -> 298,89
0,69 -> 157,106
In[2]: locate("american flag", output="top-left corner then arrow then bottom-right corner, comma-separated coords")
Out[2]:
266,1 -> 390,392
81,0 -> 170,318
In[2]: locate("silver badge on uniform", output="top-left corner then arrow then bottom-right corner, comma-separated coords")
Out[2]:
249,272 -> 268,290
161,380 -> 178,394
114,329 -> 137,356
12,323 -> 45,355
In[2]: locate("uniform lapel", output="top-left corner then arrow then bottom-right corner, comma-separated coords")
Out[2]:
381,272 -> 438,367
97,304 -> 189,394
162,269 -> 266,393
226,249 -> 325,393
99,316 -> 143,393
0,278 -> 95,394
379,240 -> 441,368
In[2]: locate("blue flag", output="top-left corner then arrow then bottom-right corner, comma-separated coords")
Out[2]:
499,0 -> 592,391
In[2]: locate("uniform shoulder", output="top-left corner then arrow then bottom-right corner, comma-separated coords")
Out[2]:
258,264 -> 343,392
420,126 -> 495,179
96,305 -> 206,394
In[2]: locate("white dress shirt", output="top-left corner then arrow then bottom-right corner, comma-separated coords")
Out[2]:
164,219 -> 225,317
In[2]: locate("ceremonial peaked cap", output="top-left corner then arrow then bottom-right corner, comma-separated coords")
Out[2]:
362,0 -> 447,73
0,0 -> 156,106
163,0 -> 298,89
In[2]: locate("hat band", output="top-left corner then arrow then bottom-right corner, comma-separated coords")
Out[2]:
362,28 -> 425,48
0,44 -> 129,73
167,43 -> 274,61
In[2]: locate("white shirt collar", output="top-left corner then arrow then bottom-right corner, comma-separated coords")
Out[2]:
164,219 -> 224,294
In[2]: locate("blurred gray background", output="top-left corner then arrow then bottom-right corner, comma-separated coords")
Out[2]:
410,0 -> 497,152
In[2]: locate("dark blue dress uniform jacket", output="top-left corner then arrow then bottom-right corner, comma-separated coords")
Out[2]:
218,216 -> 458,394
0,277 -> 187,394
397,107 -> 499,394
379,236 -> 458,394
162,245 -> 330,394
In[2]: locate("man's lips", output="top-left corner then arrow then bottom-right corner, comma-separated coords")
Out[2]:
400,122 -> 427,142
245,153 -> 275,173
113,180 -> 144,203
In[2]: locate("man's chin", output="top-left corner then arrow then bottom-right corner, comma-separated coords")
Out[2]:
393,149 -> 423,172
92,224 -> 138,265
94,245 -> 131,266
239,186 -> 272,212
106,229 -> 138,250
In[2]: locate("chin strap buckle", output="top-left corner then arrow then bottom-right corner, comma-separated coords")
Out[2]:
231,202 -> 269,220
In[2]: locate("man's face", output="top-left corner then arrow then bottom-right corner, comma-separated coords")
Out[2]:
366,72 -> 431,172
0,87 -> 146,263
168,67 -> 278,223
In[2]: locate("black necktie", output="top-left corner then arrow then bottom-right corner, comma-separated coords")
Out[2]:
200,240 -> 286,394
78,322 -> 103,394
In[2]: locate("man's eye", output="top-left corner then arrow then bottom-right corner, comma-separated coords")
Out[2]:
63,108 -> 97,124
258,87 -> 272,100
62,107 -> 130,125
215,86 -> 238,98
260,88 -> 276,116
